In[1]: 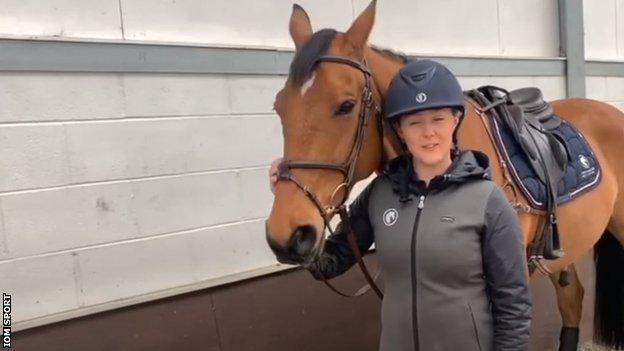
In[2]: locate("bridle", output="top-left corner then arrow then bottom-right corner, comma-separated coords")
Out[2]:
276,54 -> 384,299
277,55 -> 379,224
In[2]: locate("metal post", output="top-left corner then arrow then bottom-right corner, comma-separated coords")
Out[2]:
559,0 -> 586,98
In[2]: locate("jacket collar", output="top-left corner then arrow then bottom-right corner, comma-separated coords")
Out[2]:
382,150 -> 491,202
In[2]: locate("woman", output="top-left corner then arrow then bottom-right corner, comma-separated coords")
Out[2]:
269,59 -> 531,351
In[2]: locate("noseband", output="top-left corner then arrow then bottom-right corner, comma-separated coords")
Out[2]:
276,55 -> 384,298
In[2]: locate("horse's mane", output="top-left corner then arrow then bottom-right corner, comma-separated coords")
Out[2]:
289,29 -> 413,86
370,46 -> 409,64
289,29 -> 337,86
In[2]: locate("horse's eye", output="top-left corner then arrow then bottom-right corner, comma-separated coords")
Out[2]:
335,101 -> 356,115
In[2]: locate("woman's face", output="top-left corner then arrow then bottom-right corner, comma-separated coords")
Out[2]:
396,108 -> 460,167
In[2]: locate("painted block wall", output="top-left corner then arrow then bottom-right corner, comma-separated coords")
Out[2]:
583,0 -> 624,60
1,0 -> 560,57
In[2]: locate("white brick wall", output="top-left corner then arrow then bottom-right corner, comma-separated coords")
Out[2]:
0,72 -> 285,327
0,124 -> 71,192
3,218 -> 276,322
1,0 -> 560,57
2,170 -> 269,259
77,219 -> 275,306
619,0 -> 624,58
63,117 -> 280,185
357,0 -> 560,57
0,0 -> 123,39
584,0 -> 624,60
15,0 -> 624,61
0,253 -> 78,322
121,0 -> 354,48
0,73 -> 125,122
497,0 -> 560,57
122,74 -> 230,117
0,75 -> 283,192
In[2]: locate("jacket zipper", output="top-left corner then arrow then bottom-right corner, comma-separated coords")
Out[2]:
411,194 -> 426,350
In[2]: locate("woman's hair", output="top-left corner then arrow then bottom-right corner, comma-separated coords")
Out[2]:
451,107 -> 464,118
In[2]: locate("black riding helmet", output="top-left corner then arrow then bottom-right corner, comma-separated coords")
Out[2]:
385,59 -> 465,120
384,59 -> 466,152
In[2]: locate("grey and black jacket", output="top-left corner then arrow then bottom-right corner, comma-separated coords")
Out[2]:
308,150 -> 532,351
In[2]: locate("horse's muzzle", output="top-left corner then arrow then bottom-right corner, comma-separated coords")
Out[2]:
265,223 -> 318,265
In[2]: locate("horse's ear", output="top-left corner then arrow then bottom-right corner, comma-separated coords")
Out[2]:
289,4 -> 312,50
346,0 -> 376,52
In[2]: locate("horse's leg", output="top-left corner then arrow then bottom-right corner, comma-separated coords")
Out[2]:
549,265 -> 584,351
593,201 -> 624,349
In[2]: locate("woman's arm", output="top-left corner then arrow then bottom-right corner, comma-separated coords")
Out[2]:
482,186 -> 532,351
305,180 -> 376,280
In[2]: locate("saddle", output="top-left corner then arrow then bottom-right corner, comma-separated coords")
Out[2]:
509,87 -> 561,130
468,86 -> 567,261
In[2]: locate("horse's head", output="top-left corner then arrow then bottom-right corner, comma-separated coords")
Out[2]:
265,1 -> 384,265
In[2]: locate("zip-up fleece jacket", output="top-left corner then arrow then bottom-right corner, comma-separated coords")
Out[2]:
308,150 -> 531,351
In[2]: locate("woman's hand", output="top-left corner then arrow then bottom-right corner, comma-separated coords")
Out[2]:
269,157 -> 283,195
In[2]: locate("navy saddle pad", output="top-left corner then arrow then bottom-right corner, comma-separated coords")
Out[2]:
491,117 -> 602,209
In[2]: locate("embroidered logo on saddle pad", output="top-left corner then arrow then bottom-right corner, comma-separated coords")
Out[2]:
579,154 -> 590,169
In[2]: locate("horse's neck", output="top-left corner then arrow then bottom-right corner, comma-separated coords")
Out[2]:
365,47 -> 403,96
364,47 -> 406,171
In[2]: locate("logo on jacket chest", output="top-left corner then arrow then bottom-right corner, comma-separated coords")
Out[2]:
440,216 -> 455,223
382,208 -> 398,226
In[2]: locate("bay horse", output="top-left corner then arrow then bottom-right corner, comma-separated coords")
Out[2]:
265,2 -> 624,350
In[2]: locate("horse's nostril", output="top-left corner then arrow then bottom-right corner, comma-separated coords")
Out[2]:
292,225 -> 318,256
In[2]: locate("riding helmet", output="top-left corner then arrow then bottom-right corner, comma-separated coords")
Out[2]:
384,59 -> 465,121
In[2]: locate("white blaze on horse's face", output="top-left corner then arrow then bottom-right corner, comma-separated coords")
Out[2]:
300,73 -> 316,96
